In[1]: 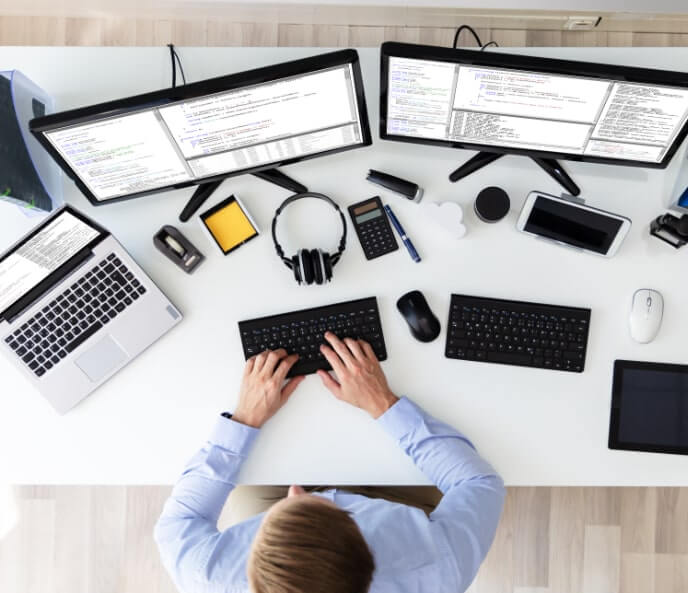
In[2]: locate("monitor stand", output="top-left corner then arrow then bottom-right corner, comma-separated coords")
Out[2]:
178,168 -> 308,222
448,152 -> 581,197
252,168 -> 308,194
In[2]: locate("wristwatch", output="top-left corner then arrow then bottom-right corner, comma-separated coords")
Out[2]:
221,412 -> 233,420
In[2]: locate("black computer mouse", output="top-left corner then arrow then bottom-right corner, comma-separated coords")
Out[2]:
396,290 -> 441,343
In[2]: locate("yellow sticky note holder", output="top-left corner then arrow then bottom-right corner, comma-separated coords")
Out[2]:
199,195 -> 259,255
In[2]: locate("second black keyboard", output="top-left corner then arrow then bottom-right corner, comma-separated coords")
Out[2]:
446,294 -> 591,372
238,297 -> 387,376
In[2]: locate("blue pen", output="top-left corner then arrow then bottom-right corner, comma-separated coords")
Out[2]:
384,204 -> 421,263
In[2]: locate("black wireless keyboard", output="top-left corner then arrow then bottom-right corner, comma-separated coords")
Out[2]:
238,297 -> 387,377
446,294 -> 590,372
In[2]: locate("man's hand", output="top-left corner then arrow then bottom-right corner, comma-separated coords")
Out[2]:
233,349 -> 305,428
317,332 -> 399,419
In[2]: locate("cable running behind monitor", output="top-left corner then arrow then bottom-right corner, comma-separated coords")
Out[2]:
380,42 -> 688,196
30,49 -> 371,208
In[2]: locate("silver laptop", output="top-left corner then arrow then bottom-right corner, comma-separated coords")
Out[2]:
0,205 -> 182,413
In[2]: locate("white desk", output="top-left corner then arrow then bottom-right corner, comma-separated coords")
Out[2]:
1,46 -> 687,485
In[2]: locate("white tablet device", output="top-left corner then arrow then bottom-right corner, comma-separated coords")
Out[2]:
516,191 -> 632,257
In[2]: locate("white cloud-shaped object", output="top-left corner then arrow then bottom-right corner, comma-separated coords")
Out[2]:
420,201 -> 467,239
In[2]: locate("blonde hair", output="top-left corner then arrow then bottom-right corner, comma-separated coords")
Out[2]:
248,496 -> 375,593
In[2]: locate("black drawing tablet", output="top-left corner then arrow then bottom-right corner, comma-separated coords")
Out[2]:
609,360 -> 688,456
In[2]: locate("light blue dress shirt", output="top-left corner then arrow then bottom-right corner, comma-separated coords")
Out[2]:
155,397 -> 505,593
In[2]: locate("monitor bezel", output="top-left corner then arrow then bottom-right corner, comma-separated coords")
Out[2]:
30,49 -> 372,206
379,42 -> 688,169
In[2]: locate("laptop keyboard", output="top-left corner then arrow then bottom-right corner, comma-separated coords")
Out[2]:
3,253 -> 146,378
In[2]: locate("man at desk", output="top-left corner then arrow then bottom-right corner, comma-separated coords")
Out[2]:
155,332 -> 505,593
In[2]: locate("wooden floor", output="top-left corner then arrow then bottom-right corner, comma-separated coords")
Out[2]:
1,16 -> 688,47
0,485 -> 686,593
1,13 -> 687,593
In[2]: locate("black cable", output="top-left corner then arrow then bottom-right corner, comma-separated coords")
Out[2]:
174,51 -> 187,85
167,44 -> 176,87
452,25 -> 482,49
452,25 -> 500,51
167,43 -> 187,87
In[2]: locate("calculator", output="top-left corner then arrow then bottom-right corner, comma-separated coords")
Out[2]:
348,196 -> 399,260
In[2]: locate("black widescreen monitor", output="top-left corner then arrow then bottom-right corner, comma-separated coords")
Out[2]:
30,50 -> 371,205
380,42 -> 688,193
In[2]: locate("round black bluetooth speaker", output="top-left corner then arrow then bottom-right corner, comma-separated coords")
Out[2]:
474,186 -> 510,223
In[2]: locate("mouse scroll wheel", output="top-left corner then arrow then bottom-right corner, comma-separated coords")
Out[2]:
646,296 -> 652,308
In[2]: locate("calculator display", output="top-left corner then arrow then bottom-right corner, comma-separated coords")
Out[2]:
355,208 -> 383,224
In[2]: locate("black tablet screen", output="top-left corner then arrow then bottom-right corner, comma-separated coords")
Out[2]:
610,361 -> 688,454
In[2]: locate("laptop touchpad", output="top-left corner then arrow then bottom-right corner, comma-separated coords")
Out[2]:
75,335 -> 128,383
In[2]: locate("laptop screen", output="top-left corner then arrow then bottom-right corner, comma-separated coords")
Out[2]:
0,210 -> 101,317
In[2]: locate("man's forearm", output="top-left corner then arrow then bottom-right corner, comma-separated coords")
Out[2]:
375,396 -> 500,492
154,415 -> 259,586
376,396 -> 505,592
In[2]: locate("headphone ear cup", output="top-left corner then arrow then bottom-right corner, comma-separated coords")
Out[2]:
311,249 -> 324,285
300,249 -> 315,285
291,254 -> 302,284
322,251 -> 333,282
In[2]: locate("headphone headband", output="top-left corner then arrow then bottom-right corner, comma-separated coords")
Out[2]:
271,192 -> 347,268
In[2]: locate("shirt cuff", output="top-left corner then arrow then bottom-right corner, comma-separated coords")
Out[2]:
375,396 -> 421,441
209,414 -> 260,454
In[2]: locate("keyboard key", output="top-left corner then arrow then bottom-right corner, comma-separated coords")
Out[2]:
488,351 -> 532,366
65,322 -> 103,353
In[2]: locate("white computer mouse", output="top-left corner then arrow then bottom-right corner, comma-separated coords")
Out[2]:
629,289 -> 664,343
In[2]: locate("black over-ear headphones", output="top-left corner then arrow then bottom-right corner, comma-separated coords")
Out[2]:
271,192 -> 347,285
